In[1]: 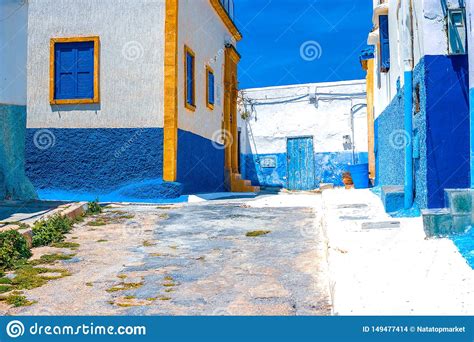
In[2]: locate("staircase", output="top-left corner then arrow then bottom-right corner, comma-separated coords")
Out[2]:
229,173 -> 260,193
422,189 -> 473,238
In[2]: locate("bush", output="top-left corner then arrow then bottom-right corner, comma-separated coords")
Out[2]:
32,215 -> 72,247
87,200 -> 102,215
0,230 -> 32,270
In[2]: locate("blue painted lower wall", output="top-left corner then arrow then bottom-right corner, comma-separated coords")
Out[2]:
423,55 -> 470,208
375,55 -> 470,209
374,89 -> 405,188
452,228 -> 474,269
242,152 -> 368,188
25,128 -> 183,201
0,104 -> 37,200
177,129 -> 225,194
25,128 -> 227,201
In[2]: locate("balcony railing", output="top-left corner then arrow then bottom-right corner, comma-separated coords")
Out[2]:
219,0 -> 235,21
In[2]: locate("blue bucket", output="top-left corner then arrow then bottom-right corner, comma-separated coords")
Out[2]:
348,163 -> 369,189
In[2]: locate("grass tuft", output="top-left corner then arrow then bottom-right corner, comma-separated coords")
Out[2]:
106,282 -> 143,293
29,253 -> 75,266
51,242 -> 80,249
245,230 -> 271,237
2,293 -> 36,307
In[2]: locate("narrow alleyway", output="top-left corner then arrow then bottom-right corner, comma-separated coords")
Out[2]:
3,194 -> 331,316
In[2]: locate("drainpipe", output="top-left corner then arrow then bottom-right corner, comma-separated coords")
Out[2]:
467,0 -> 474,187
402,0 -> 414,209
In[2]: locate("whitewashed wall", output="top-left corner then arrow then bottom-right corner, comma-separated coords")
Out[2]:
0,0 -> 28,105
238,80 -> 368,157
27,0 -> 166,129
371,0 -> 462,119
177,0 -> 234,142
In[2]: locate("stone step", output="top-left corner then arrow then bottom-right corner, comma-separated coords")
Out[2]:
422,209 -> 452,238
230,173 -> 260,193
381,185 -> 404,213
421,208 -> 470,238
231,173 -> 242,181
361,221 -> 401,230
444,189 -> 473,215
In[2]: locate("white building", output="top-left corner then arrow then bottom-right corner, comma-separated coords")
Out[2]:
367,0 -> 470,210
238,80 -> 368,190
13,0 -> 256,202
0,0 -> 36,200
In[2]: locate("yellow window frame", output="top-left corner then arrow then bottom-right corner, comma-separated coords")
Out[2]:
50,36 -> 100,105
184,45 -> 196,112
206,65 -> 215,110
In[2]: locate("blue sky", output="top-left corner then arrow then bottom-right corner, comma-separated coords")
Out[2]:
235,0 -> 373,89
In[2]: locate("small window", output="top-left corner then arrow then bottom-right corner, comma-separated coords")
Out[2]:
206,66 -> 215,109
184,45 -> 196,110
448,9 -> 467,55
379,15 -> 390,73
414,84 -> 421,114
50,37 -> 100,105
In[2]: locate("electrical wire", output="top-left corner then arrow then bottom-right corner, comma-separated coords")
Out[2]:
0,0 -> 27,22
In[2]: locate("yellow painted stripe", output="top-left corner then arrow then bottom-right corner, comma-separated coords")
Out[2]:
209,0 -> 242,41
163,0 -> 179,181
366,58 -> 376,180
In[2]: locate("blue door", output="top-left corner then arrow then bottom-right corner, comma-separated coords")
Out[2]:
287,137 -> 316,190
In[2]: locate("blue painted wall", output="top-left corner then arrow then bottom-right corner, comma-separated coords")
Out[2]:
25,128 -> 183,201
413,60 -> 428,209
376,55 -> 470,209
242,151 -> 368,188
0,104 -> 37,200
374,88 -> 405,188
26,128 -> 228,201
177,129 -> 225,194
418,55 -> 470,208
315,152 -> 368,186
243,153 -> 287,188
452,228 -> 474,269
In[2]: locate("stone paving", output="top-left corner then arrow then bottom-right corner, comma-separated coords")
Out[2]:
2,194 -> 331,316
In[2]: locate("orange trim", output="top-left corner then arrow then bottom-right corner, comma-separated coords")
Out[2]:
209,0 -> 242,42
163,0 -> 179,182
49,36 -> 100,105
184,45 -> 196,112
205,65 -> 215,110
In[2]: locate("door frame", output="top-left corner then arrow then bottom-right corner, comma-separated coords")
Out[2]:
223,45 -> 240,190
286,135 -> 316,190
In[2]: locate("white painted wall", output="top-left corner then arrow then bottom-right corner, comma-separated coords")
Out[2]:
467,0 -> 474,89
371,0 -> 463,120
26,0 -> 166,129
238,80 -> 368,157
177,0 -> 234,143
0,0 -> 28,105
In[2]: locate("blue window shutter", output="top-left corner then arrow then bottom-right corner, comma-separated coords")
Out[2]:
208,71 -> 215,105
55,44 -> 76,99
186,52 -> 194,106
55,41 -> 94,100
379,15 -> 390,72
76,43 -> 94,98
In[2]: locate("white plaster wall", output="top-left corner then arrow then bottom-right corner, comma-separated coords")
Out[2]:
238,81 -> 368,157
177,0 -> 234,143
468,0 -> 474,89
422,0 -> 462,56
372,0 -> 462,120
27,0 -> 166,129
0,0 -> 28,105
